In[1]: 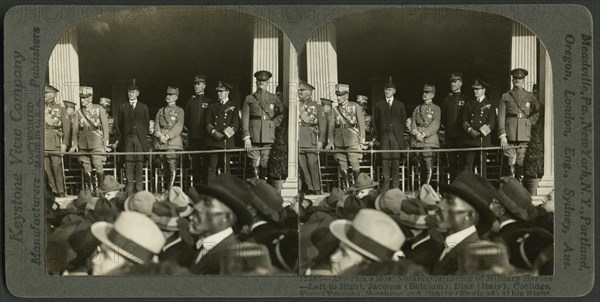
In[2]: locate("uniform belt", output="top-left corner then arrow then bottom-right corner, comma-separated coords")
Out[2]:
46,126 -> 62,130
506,113 -> 526,118
250,115 -> 271,121
300,122 -> 318,127
80,126 -> 99,131
335,124 -> 355,129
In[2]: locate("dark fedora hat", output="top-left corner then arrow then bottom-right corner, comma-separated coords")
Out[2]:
496,176 -> 536,221
439,171 -> 497,234
347,173 -> 379,192
245,178 -> 284,223
192,174 -> 253,227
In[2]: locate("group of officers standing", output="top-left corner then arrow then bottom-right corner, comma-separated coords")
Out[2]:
298,68 -> 541,194
44,70 -> 284,197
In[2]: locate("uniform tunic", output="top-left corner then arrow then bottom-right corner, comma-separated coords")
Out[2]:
45,102 -> 72,194
154,105 -> 184,171
328,101 -> 365,171
241,90 -> 284,167
460,97 -> 496,174
410,102 -> 441,169
184,93 -> 214,185
72,104 -> 109,173
298,99 -> 327,192
205,100 -> 240,183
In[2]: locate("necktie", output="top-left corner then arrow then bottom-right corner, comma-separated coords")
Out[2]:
194,244 -> 206,264
388,100 -> 393,108
438,244 -> 451,260
131,102 -> 136,109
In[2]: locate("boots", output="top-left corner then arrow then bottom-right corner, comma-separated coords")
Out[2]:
167,170 -> 176,191
340,170 -> 350,191
95,172 -> 104,196
516,165 -> 524,182
260,167 -> 268,180
352,170 -> 360,185
509,165 -> 516,178
83,172 -> 94,192
420,168 -> 432,185
253,167 -> 260,179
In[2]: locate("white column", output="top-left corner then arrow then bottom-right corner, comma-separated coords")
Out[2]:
281,34 -> 299,200
306,23 -> 338,102
252,19 -> 279,93
511,22 -> 537,91
48,28 -> 80,108
535,43 -> 554,199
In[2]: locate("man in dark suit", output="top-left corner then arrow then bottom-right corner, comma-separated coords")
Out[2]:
298,81 -> 327,195
205,81 -> 239,184
460,80 -> 496,176
432,171 -> 497,275
184,74 -> 214,186
372,82 -> 406,190
187,174 -> 253,275
441,73 -> 469,182
115,82 -> 150,195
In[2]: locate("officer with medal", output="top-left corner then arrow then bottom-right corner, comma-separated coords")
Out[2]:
63,100 -> 77,148
325,84 -> 366,190
184,74 -> 214,186
154,86 -> 185,191
242,70 -> 285,179
206,81 -> 239,184
410,84 -> 441,186
44,84 -> 71,197
320,98 -> 334,144
498,68 -> 541,180
461,80 -> 496,176
298,81 -> 327,195
441,73 -> 469,182
70,86 -> 109,193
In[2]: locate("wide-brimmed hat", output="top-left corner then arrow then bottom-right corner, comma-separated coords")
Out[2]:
511,227 -> 553,270
245,178 -> 283,222
124,191 -> 156,216
85,197 -> 120,223
324,187 -> 345,209
167,186 -> 193,217
347,173 -> 379,192
496,176 -> 536,221
91,211 -> 166,264
192,174 -> 253,227
439,171 -> 497,234
329,209 -> 405,262
418,184 -> 441,206
97,175 -> 125,193
71,190 -> 94,211
374,188 -> 407,212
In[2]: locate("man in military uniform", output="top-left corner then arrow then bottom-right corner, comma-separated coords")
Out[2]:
184,74 -> 214,186
206,81 -> 239,184
355,95 -> 373,136
241,70 -> 285,179
45,84 -> 71,197
320,98 -> 333,143
441,73 -> 469,182
410,84 -> 441,185
154,86 -> 185,191
70,86 -> 109,193
115,82 -> 150,195
498,68 -> 541,180
298,81 -> 327,195
63,100 -> 77,149
461,80 -> 496,176
99,97 -> 116,150
372,82 -> 406,191
325,84 -> 366,190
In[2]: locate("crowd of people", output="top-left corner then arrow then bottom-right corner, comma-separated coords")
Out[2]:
298,68 -> 542,193
45,173 -> 298,276
44,70 -> 285,198
299,170 -> 554,276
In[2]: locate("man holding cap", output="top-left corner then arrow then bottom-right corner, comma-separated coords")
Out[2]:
205,81 -> 239,184
155,86 -> 185,191
298,81 -> 327,195
115,81 -> 150,195
498,68 -> 541,180
410,84 -> 441,186
326,84 -> 366,190
461,79 -> 496,175
241,70 -> 285,179
44,84 -> 71,197
372,81 -> 407,190
71,86 -> 109,193
441,73 -> 469,182
184,74 -> 214,186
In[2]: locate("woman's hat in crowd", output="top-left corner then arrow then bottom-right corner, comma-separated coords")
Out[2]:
347,173 -> 379,192
329,208 -> 405,262
91,211 -> 166,265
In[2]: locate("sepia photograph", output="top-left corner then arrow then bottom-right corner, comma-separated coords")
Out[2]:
43,7 -> 299,276
296,8 -> 555,277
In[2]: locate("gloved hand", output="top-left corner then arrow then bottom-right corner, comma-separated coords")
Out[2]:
325,143 -> 334,151
244,137 -> 253,151
69,145 -> 79,153
60,144 -> 67,153
317,141 -> 323,149
212,130 -> 224,141
468,128 -> 480,138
